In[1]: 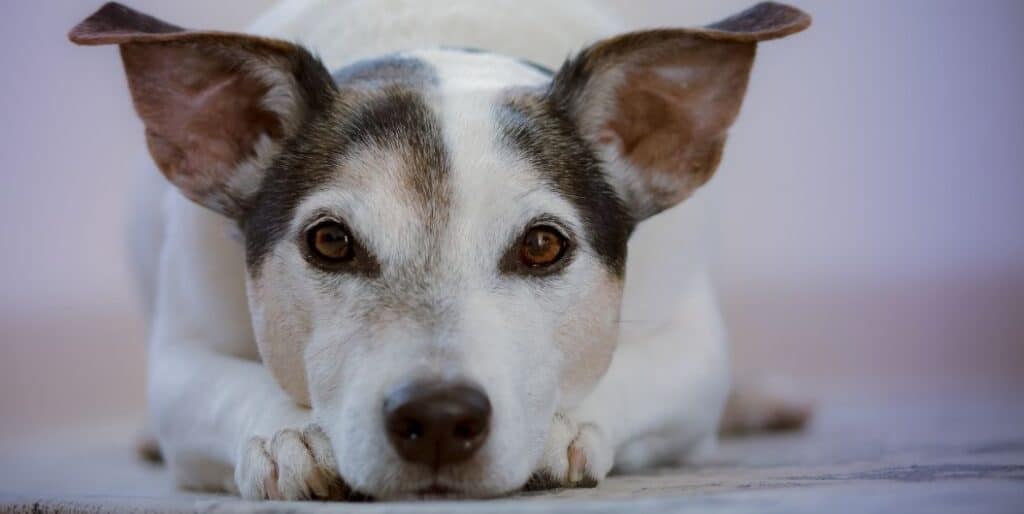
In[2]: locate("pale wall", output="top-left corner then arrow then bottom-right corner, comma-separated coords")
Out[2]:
1,1 -> 1021,437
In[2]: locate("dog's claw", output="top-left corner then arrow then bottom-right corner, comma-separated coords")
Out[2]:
528,414 -> 611,491
567,444 -> 586,483
236,424 -> 349,501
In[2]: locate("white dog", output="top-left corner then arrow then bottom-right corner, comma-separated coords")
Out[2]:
69,0 -> 811,500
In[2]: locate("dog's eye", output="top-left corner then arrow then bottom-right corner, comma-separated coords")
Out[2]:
519,226 -> 568,268
307,221 -> 353,263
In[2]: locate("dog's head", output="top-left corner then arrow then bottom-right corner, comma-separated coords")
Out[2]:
71,2 -> 808,498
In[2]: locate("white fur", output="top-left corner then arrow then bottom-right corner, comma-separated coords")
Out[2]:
138,0 -> 731,499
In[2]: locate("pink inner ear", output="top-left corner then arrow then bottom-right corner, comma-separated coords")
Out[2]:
600,47 -> 752,211
603,68 -> 711,206
608,75 -> 696,174
122,44 -> 283,209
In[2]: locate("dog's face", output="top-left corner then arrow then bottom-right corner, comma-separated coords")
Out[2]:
246,50 -> 632,497
71,2 -> 808,499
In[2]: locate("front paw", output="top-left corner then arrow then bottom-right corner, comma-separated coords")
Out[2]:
526,413 -> 613,491
235,424 -> 349,501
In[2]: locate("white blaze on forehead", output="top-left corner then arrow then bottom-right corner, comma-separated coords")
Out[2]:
410,50 -> 581,278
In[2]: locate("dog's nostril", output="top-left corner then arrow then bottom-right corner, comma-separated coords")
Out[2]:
453,418 -> 485,440
394,418 -> 424,441
383,380 -> 491,468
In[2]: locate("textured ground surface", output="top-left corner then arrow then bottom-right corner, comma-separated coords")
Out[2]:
2,393 -> 1022,513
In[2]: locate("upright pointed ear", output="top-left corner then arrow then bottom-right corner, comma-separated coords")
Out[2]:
69,2 -> 335,218
549,2 -> 810,220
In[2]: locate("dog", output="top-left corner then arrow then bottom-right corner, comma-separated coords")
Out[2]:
69,0 -> 811,500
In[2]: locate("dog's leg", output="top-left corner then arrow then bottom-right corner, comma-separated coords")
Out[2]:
147,197 -> 347,500
718,375 -> 813,435
613,431 -> 714,473
531,272 -> 731,486
149,343 -> 348,500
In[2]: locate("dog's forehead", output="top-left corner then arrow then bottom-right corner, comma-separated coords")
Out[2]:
243,50 -> 631,277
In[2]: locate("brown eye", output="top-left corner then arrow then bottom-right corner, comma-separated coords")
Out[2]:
520,226 -> 568,268
307,221 -> 353,263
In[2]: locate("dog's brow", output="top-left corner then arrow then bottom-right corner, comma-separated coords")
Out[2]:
242,56 -> 449,277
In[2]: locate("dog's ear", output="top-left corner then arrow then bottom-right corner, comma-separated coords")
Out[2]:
549,2 -> 810,220
69,2 -> 335,218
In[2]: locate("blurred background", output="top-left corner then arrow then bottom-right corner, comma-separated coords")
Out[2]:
1,0 -> 1022,445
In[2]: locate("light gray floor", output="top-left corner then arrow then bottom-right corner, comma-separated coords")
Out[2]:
2,394 -> 1022,513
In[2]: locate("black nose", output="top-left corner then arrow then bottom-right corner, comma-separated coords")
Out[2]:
384,380 -> 491,468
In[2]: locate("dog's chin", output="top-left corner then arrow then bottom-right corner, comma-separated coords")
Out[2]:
403,489 -> 510,501
411,484 -> 484,501
366,477 -> 520,501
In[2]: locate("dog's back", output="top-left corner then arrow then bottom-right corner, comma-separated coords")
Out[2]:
248,0 -> 620,70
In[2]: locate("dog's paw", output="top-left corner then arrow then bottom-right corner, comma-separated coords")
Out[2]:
525,414 -> 613,491
235,424 -> 349,501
